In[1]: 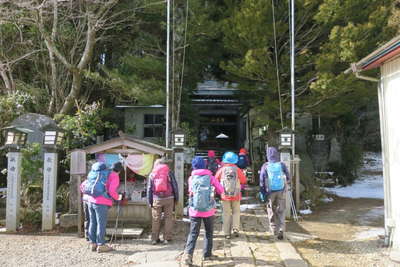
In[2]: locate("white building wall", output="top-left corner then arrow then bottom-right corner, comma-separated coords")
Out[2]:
381,56 -> 400,250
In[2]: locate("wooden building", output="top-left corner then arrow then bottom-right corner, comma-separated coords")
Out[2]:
347,35 -> 400,261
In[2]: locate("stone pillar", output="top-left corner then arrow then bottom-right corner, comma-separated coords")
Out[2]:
293,155 -> 301,211
42,152 -> 58,231
6,151 -> 22,232
174,148 -> 184,217
280,151 -> 292,219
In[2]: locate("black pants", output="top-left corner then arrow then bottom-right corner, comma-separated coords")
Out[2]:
184,216 -> 214,257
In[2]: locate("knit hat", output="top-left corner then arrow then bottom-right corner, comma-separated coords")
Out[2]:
112,162 -> 123,172
207,150 -> 216,157
191,156 -> 206,170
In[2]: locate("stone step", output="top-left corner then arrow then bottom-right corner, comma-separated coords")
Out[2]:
106,227 -> 144,238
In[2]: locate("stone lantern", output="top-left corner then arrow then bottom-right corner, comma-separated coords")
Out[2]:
41,125 -> 64,231
2,126 -> 32,231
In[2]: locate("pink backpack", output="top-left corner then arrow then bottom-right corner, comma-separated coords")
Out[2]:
151,164 -> 170,193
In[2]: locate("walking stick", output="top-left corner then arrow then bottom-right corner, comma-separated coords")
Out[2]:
110,200 -> 121,245
288,190 -> 298,222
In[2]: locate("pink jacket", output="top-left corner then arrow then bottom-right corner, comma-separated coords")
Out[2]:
80,171 -> 120,207
188,169 -> 224,217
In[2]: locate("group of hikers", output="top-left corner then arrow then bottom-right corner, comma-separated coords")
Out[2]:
80,146 -> 290,266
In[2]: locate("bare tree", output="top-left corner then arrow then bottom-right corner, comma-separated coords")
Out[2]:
0,0 -> 141,114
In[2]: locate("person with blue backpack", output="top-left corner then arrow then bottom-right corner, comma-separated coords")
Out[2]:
182,156 -> 224,266
259,146 -> 291,240
81,161 -> 123,252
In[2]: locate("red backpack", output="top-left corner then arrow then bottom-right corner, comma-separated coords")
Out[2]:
151,164 -> 170,193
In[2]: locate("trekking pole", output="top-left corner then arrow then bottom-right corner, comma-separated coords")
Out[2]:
110,200 -> 121,245
289,192 -> 298,221
289,191 -> 298,222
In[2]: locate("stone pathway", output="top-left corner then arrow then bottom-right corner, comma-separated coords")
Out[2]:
187,204 -> 307,267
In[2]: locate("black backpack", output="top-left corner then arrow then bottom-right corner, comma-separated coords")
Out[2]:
207,157 -> 219,174
237,154 -> 248,169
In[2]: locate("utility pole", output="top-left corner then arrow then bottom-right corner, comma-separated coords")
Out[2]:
166,0 -> 171,148
290,0 -> 295,157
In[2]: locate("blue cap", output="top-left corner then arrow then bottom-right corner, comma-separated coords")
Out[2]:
222,151 -> 238,164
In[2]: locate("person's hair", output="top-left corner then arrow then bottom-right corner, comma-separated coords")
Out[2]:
112,162 -> 123,172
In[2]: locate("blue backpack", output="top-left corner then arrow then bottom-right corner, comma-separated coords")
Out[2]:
190,174 -> 214,212
83,162 -> 111,198
266,162 -> 285,191
237,154 -> 248,169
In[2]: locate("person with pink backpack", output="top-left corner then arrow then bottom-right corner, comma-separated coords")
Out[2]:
147,158 -> 179,245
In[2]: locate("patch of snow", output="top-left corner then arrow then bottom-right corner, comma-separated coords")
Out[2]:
304,199 -> 312,205
321,197 -> 334,203
241,196 -> 255,200
240,204 -> 262,211
324,175 -> 383,199
299,208 -> 312,215
181,218 -> 191,223
324,152 -> 383,199
286,232 -> 317,242
354,227 -> 384,240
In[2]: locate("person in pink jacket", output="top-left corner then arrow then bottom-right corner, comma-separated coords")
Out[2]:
81,161 -> 123,253
182,156 -> 224,265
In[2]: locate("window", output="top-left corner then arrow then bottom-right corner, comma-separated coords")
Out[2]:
144,114 -> 165,138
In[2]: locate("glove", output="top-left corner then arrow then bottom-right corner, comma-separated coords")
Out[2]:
117,193 -> 128,206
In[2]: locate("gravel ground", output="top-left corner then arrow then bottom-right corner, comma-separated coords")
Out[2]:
288,197 -> 393,267
0,220 -> 188,267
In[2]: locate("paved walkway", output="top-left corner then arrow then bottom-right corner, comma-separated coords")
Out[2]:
129,195 -> 308,267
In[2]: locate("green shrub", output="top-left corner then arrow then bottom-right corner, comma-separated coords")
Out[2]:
56,183 -> 70,212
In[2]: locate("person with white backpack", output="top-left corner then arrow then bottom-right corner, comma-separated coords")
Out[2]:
147,158 -> 179,245
182,156 -> 224,266
215,151 -> 247,239
259,146 -> 291,240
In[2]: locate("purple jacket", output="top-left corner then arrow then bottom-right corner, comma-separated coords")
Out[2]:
188,169 -> 224,217
259,147 -> 290,193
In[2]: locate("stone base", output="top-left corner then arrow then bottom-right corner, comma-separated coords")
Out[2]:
390,249 -> 400,263
60,213 -> 78,228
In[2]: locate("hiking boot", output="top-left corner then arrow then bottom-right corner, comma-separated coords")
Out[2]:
162,239 -> 171,245
202,254 -> 219,261
277,231 -> 284,240
97,245 -> 114,253
90,243 -> 97,252
233,229 -> 239,237
182,253 -> 193,265
151,239 -> 161,245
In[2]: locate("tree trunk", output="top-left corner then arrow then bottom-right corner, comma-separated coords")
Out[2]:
48,0 -> 59,114
0,62 -> 14,92
60,70 -> 82,114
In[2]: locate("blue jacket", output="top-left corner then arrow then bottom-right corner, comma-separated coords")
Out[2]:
259,147 -> 290,193
147,171 -> 179,207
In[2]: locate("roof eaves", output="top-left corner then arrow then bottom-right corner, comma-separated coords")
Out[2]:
346,35 -> 400,73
